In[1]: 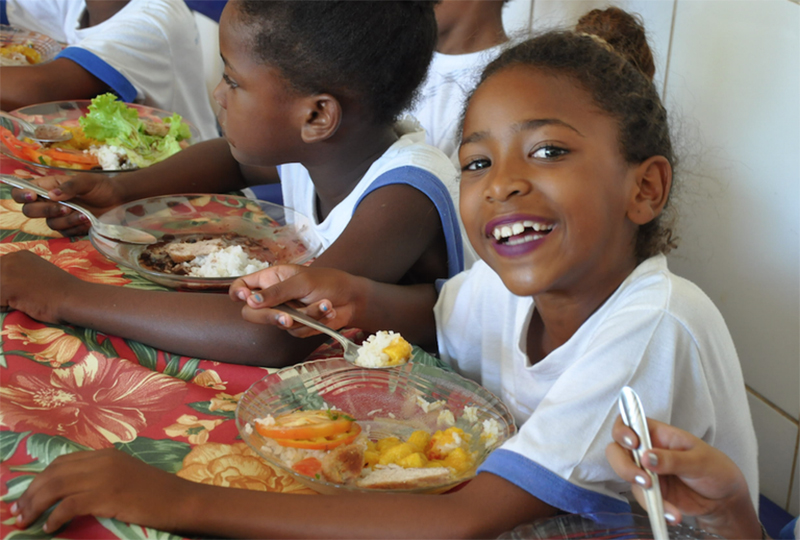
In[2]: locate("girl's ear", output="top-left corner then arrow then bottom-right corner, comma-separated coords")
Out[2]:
627,155 -> 672,225
300,94 -> 342,144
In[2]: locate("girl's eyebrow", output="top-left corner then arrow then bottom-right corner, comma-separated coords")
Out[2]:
461,118 -> 585,147
514,118 -> 584,137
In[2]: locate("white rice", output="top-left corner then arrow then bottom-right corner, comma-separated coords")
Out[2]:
437,409 -> 456,427
481,418 -> 501,448
88,145 -> 137,171
354,330 -> 406,368
187,245 -> 270,278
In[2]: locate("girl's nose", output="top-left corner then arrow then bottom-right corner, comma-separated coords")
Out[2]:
484,158 -> 532,202
212,79 -> 227,110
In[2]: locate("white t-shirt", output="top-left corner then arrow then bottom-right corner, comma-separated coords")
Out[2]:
279,118 -> 464,277
3,0 -> 219,141
434,255 -> 759,514
409,46 -> 504,161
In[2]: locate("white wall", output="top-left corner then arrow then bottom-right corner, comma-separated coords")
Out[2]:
504,0 -> 800,516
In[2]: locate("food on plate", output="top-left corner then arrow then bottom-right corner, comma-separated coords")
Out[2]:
138,231 -> 308,278
0,93 -> 192,170
355,330 -> 413,368
0,43 -> 42,65
253,408 -> 489,489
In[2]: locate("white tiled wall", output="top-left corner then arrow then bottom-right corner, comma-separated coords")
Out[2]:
510,0 -> 800,517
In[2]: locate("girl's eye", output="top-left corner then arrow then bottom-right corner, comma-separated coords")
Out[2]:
462,158 -> 491,172
222,73 -> 238,89
531,145 -> 568,159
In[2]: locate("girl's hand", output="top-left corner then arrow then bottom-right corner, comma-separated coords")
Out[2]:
606,416 -> 761,539
11,172 -> 122,237
229,265 -> 366,338
0,250 -> 82,323
10,449 -> 191,535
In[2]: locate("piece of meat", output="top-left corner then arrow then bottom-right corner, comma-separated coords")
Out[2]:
321,442 -> 365,484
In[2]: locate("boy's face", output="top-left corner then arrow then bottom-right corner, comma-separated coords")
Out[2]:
458,66 -> 640,299
213,4 -> 306,167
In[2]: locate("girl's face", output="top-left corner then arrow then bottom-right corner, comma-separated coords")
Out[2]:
459,65 -> 641,299
213,4 -> 306,167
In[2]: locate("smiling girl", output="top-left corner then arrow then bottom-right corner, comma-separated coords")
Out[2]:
10,8 -> 758,538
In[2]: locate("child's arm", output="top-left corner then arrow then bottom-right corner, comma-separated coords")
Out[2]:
11,448 -> 555,539
606,416 -> 763,539
11,138 -> 278,236
230,264 -> 439,348
0,60 -> 110,112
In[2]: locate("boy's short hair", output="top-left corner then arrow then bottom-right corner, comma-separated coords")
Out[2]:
235,1 -> 437,126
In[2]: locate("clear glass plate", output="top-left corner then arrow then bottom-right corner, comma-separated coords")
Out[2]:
90,193 -> 323,290
0,24 -> 62,66
236,357 -> 517,494
0,99 -> 200,176
498,512 -> 723,539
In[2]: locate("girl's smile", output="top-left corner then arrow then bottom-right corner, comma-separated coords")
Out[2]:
459,65 -> 641,302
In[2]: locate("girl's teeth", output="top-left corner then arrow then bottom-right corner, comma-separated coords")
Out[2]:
491,221 -> 554,240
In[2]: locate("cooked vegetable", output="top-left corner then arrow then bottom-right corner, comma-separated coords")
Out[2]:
272,423 -> 362,451
255,410 -> 355,441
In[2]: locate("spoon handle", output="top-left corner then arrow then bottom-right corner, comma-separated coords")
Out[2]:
0,175 -> 97,226
273,304 -> 353,351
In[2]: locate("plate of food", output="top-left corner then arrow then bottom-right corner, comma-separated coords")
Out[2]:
0,25 -> 62,66
89,194 -> 323,290
498,512 -> 722,539
0,93 -> 198,175
236,357 -> 517,494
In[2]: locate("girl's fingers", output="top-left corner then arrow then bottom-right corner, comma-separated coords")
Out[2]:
610,415 -> 640,450
605,441 -> 650,488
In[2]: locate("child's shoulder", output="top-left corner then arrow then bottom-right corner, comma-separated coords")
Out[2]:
601,255 -> 731,342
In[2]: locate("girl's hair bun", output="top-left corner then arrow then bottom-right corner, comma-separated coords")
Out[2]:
575,7 -> 655,81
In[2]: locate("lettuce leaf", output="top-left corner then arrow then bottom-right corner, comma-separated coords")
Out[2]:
79,93 -> 191,168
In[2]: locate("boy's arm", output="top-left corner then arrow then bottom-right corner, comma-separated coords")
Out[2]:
0,59 -> 109,111
231,265 -> 439,348
13,139 -> 278,235
12,449 -> 556,539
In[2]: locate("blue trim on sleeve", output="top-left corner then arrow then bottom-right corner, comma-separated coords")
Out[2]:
0,1 -> 8,26
355,165 -> 464,278
55,48 -> 138,103
478,449 -> 632,515
185,0 -> 227,22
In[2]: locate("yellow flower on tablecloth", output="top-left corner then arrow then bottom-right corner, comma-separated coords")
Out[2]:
177,441 -> 315,494
192,369 -> 227,390
0,352 -> 188,448
0,241 -> 128,285
164,414 -> 224,445
1,324 -> 81,367
0,198 -> 61,237
208,392 -> 242,413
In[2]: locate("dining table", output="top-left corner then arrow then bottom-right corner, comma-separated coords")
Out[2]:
0,155 -> 355,540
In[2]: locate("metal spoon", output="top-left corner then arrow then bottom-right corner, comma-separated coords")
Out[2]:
0,175 -> 157,244
273,304 -> 403,369
0,111 -> 73,143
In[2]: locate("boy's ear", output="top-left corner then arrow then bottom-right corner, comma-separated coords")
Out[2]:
299,94 -> 341,144
627,155 -> 672,225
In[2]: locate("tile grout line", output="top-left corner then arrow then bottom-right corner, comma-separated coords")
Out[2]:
662,0 -> 678,97
786,426 -> 799,510
746,384 -> 799,424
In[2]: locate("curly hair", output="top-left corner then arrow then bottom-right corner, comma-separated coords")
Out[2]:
471,8 -> 678,260
232,1 -> 437,127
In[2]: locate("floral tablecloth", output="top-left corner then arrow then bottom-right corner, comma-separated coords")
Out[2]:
0,158 -> 335,539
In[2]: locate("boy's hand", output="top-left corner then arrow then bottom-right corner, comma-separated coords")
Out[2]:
606,416 -> 760,539
11,173 -> 121,237
10,449 -> 190,535
0,250 -> 81,323
229,265 -> 365,337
